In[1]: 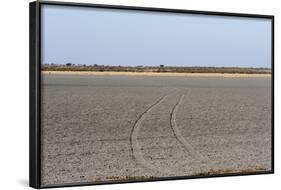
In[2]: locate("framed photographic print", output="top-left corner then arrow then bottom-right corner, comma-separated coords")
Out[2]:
30,1 -> 274,188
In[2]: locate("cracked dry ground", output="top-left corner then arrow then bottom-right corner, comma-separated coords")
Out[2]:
41,74 -> 271,187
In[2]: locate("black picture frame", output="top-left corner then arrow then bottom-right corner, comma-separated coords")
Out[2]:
30,1 -> 274,188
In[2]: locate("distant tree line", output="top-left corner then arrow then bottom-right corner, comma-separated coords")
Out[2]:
41,63 -> 271,74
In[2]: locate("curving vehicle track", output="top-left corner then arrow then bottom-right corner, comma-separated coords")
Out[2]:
130,89 -> 210,175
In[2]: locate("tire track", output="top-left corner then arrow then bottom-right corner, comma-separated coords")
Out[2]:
130,90 -> 210,175
170,92 -> 210,166
130,92 -> 173,175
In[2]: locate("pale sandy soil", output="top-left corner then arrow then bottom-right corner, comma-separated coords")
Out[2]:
41,74 -> 272,186
42,71 -> 271,78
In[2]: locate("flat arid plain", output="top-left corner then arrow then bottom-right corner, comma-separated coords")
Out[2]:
41,72 -> 272,186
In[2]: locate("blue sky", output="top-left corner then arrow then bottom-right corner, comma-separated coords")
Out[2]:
41,5 -> 272,68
